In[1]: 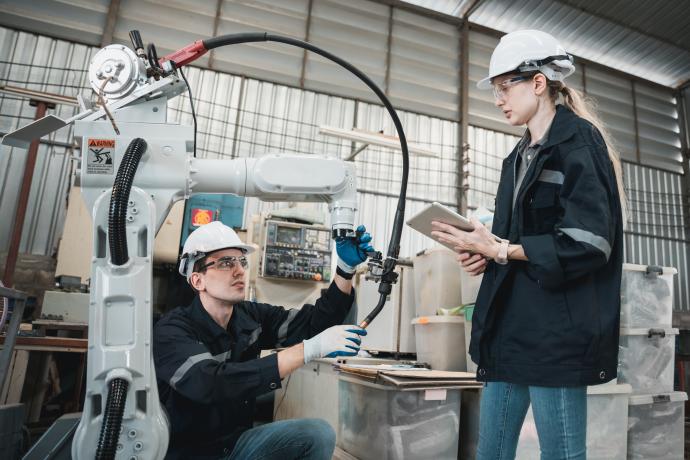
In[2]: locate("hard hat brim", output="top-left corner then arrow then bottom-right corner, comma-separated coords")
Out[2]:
217,243 -> 256,255
477,76 -> 493,90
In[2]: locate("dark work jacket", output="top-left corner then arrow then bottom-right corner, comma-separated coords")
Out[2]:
469,105 -> 623,387
153,282 -> 354,459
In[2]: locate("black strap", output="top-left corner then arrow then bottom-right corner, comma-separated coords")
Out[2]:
519,54 -> 573,70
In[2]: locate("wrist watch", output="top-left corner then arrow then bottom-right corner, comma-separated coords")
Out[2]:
495,239 -> 509,265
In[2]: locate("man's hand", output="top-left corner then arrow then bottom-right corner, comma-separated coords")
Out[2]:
335,225 -> 375,275
303,325 -> 367,363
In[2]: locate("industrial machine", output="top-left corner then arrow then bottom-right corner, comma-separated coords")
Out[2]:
245,214 -> 332,309
261,219 -> 332,282
2,30 -> 410,459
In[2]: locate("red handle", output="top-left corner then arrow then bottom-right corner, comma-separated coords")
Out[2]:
159,40 -> 208,68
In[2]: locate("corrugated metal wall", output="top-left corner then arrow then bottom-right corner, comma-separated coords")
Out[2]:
624,162 -> 689,311
0,27 -> 95,255
465,125 -> 520,211
354,101 -> 459,255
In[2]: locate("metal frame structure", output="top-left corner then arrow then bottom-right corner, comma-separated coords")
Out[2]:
0,286 -> 27,395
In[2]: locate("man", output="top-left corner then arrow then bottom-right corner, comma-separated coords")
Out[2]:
153,220 -> 374,459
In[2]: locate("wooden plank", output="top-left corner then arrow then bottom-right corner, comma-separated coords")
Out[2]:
333,446 -> 359,460
0,336 -> 87,349
4,350 -> 29,404
0,350 -> 17,402
29,352 -> 52,422
32,319 -> 88,330
6,345 -> 85,353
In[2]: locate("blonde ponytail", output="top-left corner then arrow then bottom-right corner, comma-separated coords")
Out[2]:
549,82 -> 629,225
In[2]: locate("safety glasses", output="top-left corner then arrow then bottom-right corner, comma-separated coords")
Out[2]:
200,256 -> 248,272
492,75 -> 530,100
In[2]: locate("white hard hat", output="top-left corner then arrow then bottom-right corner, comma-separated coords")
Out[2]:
178,221 -> 254,280
477,30 -> 575,90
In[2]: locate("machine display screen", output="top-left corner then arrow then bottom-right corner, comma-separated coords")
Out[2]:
275,226 -> 301,245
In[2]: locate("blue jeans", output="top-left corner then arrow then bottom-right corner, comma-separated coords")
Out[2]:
227,418 -> 335,460
476,381 -> 587,460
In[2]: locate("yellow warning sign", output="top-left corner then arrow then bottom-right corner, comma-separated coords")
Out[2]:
87,138 -> 115,175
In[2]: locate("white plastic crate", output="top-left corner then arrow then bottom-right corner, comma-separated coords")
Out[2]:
628,392 -> 687,459
621,263 -> 676,328
618,327 -> 677,394
413,248 -> 464,317
516,384 -> 631,460
412,316 -> 466,371
338,376 -> 461,460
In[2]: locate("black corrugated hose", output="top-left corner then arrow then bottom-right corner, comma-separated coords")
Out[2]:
95,378 -> 129,460
96,138 -> 146,459
109,138 -> 147,266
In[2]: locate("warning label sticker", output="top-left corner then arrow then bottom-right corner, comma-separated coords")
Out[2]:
86,138 -> 115,175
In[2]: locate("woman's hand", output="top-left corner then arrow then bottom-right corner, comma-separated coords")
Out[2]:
430,218 -> 499,260
456,251 -> 488,276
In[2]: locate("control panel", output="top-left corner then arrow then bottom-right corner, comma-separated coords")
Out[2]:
261,220 -> 332,282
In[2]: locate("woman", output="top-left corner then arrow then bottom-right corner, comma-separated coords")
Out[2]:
431,30 -> 625,460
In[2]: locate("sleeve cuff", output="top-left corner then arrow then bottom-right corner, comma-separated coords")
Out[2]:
337,258 -> 356,274
257,352 -> 282,392
328,278 -> 356,303
521,234 -> 565,289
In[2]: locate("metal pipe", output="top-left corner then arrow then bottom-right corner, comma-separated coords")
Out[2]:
2,100 -> 49,287
458,20 -> 469,214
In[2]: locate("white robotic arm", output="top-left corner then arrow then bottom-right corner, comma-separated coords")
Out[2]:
191,156 -> 357,236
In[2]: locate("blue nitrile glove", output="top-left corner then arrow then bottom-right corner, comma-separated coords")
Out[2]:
336,224 -> 375,274
303,325 -> 368,363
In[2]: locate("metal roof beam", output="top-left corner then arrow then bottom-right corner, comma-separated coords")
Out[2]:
557,0 -> 690,52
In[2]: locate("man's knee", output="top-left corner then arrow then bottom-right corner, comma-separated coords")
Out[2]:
298,418 -> 335,450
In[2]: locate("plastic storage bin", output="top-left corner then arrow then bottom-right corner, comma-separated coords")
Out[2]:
621,263 -> 676,328
413,248 -> 463,317
464,305 -> 477,373
516,384 -> 632,460
460,388 -> 480,460
618,327 -> 678,394
412,316 -> 466,371
627,392 -> 687,459
338,376 -> 461,460
460,271 -> 483,305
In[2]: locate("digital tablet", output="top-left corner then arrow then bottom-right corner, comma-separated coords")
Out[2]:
406,202 -> 501,249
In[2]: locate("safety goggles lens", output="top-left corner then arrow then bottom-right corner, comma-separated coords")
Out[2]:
492,75 -> 529,99
202,256 -> 248,271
